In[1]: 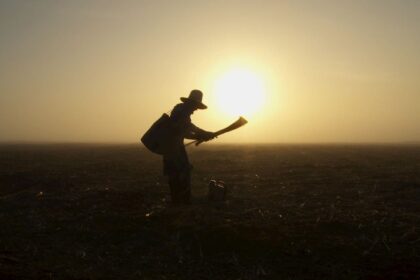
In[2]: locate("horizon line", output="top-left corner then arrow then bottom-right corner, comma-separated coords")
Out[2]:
0,140 -> 419,146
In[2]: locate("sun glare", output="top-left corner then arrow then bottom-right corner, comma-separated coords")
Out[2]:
213,68 -> 266,118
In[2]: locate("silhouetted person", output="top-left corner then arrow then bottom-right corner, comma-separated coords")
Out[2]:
164,90 -> 215,204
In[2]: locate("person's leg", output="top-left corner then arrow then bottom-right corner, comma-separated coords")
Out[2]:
178,147 -> 191,204
166,147 -> 191,205
178,170 -> 191,204
168,172 -> 182,204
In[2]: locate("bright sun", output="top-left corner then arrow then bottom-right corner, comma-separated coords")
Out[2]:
213,68 -> 266,117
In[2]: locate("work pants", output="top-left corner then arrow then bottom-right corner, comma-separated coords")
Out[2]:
168,170 -> 191,204
163,146 -> 191,204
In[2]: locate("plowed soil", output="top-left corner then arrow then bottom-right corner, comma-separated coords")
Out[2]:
0,144 -> 419,279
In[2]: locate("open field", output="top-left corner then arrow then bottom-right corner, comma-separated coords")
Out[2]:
0,144 -> 419,279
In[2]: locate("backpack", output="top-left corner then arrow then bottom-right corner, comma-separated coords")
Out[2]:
141,113 -> 177,155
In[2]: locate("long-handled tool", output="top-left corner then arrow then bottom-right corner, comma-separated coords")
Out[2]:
185,116 -> 248,146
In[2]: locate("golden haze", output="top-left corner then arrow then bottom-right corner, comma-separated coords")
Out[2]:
0,1 -> 419,143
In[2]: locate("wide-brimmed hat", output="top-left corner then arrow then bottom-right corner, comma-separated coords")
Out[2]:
180,89 -> 207,109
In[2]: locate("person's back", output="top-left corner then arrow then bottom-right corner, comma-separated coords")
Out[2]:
168,102 -> 193,146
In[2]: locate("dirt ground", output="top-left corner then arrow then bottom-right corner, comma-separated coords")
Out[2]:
0,144 -> 419,279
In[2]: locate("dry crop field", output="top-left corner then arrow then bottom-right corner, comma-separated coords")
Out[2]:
0,144 -> 419,279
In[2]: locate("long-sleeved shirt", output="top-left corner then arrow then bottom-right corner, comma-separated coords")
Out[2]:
163,103 -> 208,175
170,103 -> 208,144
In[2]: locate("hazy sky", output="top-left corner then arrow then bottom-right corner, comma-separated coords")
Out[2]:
1,0 -> 419,143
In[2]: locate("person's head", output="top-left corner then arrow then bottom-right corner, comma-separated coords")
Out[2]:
180,90 -> 207,112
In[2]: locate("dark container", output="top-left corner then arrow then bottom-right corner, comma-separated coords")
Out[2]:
141,114 -> 176,155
